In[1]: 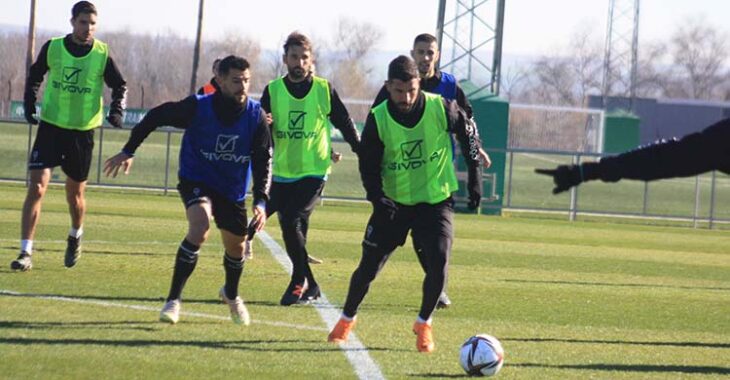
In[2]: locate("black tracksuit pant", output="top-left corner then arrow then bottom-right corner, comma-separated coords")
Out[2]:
343,198 -> 454,321
268,177 -> 325,288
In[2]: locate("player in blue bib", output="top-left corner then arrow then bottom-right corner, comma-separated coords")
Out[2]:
104,55 -> 272,326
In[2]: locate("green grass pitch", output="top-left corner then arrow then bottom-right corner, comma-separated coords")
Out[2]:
0,182 -> 728,379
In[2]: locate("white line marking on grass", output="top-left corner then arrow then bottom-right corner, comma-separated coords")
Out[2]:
256,230 -> 386,380
0,290 -> 326,331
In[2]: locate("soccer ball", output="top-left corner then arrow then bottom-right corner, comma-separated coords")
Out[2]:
459,334 -> 504,377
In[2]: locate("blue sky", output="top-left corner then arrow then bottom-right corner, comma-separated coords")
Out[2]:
2,0 -> 728,56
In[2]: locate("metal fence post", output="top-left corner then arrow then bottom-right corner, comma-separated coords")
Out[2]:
693,175 -> 700,229
569,154 -> 580,221
164,130 -> 171,195
506,150 -> 514,207
26,123 -> 33,186
709,171 -> 717,230
96,126 -> 104,184
642,181 -> 649,216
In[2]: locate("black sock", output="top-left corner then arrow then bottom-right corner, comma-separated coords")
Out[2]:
223,252 -> 244,300
166,239 -> 200,302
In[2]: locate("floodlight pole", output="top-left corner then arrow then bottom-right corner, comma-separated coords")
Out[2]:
25,0 -> 38,186
26,0 -> 37,74
601,0 -> 641,111
435,0 -> 506,96
189,0 -> 205,95
436,0 -> 446,60
492,0 -> 505,95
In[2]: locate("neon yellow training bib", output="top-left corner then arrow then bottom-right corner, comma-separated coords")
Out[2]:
373,92 -> 459,205
269,76 -> 332,179
41,37 -> 108,130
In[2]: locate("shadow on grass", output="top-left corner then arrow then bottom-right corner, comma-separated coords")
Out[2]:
408,374 -> 464,378
84,249 -> 172,257
1,245 -> 172,257
0,320 -> 159,332
511,362 -> 730,375
504,336 -> 730,349
0,336 -> 391,353
503,278 -> 730,292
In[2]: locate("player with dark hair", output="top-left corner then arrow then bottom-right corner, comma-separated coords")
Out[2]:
104,55 -> 272,326
372,33 -> 476,121
535,118 -> 730,193
370,33 -> 491,309
328,56 -> 485,353
257,31 -> 361,306
197,58 -> 222,95
11,0 -> 127,271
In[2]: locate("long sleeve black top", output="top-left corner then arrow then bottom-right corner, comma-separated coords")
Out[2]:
260,75 -> 361,152
25,35 -> 127,119
359,92 -> 483,203
122,93 -> 273,205
371,71 -> 473,118
585,118 -> 730,182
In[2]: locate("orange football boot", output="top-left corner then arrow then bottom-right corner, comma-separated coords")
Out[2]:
413,321 -> 435,353
328,317 -> 356,343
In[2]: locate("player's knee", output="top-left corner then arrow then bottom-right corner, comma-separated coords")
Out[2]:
187,224 -> 210,245
352,266 -> 377,284
428,269 -> 446,283
65,192 -> 84,206
226,243 -> 245,258
27,182 -> 47,200
357,246 -> 388,279
279,217 -> 303,235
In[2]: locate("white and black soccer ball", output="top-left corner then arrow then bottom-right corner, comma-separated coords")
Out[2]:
459,334 -> 504,377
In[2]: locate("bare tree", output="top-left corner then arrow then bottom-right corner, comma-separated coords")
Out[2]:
324,17 -> 384,100
569,29 -> 603,105
331,18 -> 382,63
103,30 -> 193,107
666,17 -> 728,100
523,25 -> 602,106
260,49 -> 285,86
633,41 -> 669,98
498,65 -> 530,102
0,32 -> 26,113
203,30 -> 262,92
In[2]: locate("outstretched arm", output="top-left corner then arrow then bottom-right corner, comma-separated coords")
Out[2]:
104,96 -> 196,177
536,118 -> 730,194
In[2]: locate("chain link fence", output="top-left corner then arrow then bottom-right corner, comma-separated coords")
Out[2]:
2,117 -> 728,228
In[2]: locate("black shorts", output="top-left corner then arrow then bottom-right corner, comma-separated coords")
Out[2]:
363,198 -> 454,253
177,178 -> 248,235
28,122 -> 95,182
267,177 -> 325,220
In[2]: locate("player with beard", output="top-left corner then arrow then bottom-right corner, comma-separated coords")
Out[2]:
328,56 -> 485,353
257,32 -> 361,306
370,33 -> 491,309
104,55 -> 272,326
